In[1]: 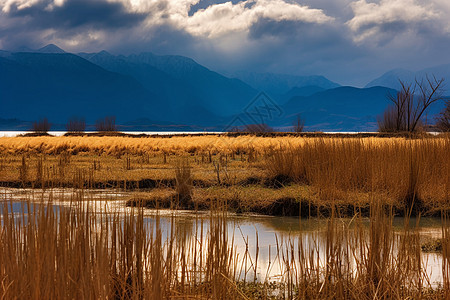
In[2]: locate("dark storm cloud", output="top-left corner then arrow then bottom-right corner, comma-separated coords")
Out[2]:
6,0 -> 146,30
248,18 -> 303,39
247,17 -> 361,58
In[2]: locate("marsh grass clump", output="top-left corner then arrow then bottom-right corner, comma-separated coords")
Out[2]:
19,154 -> 28,184
35,155 -> 44,186
175,158 -> 193,208
421,238 -> 443,252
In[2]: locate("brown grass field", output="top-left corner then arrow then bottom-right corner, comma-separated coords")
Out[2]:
1,134 -> 450,299
0,134 -> 449,216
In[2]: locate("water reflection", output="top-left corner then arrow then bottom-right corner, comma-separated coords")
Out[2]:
0,187 -> 446,285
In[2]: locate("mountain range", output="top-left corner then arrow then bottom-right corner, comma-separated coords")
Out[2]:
0,44 -> 448,131
366,64 -> 450,90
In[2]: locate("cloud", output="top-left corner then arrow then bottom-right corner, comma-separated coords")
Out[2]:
181,0 -> 333,38
347,0 -> 443,43
1,0 -> 450,87
0,0 -> 334,48
188,0 -> 242,16
3,0 -> 146,30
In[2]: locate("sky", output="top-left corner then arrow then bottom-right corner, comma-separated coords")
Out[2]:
1,0 -> 450,86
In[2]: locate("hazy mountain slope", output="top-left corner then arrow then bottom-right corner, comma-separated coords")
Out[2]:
283,86 -> 445,131
280,86 -> 326,104
235,71 -> 340,95
366,64 -> 450,90
283,86 -> 397,131
0,52 -> 166,123
0,118 -> 31,131
420,63 -> 450,82
125,53 -> 258,115
80,51 -> 258,118
81,51 -> 201,116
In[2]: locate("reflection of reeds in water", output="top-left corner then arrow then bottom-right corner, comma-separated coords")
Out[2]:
443,214 -> 450,298
1,193 -> 449,299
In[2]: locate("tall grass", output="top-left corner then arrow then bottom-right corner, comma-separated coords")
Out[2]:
1,190 -> 449,299
175,158 -> 193,207
0,195 -> 243,299
443,214 -> 450,298
0,135 -> 448,209
265,138 -> 450,210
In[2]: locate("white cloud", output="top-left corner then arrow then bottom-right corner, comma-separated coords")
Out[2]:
347,0 -> 441,42
121,0 -> 333,38
181,0 -> 333,38
2,0 -> 39,12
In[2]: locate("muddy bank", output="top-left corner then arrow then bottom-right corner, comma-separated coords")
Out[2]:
126,196 -> 445,218
0,178 -> 214,189
0,175 -> 291,190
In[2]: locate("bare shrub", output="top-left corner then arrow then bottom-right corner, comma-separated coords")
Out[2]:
66,117 -> 86,133
95,116 -> 116,132
293,114 -> 304,133
32,118 -> 51,134
377,106 -> 399,133
436,100 -> 450,132
378,76 -> 445,132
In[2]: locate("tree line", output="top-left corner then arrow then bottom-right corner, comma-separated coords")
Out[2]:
32,116 -> 117,134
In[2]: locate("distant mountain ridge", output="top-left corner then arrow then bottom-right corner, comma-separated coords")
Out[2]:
366,64 -> 450,90
38,44 -> 66,54
0,44 -> 447,131
11,44 -> 67,54
0,51 -> 167,123
80,51 -> 257,118
235,71 -> 340,96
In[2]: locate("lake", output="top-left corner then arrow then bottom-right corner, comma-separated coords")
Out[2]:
1,187 -> 445,286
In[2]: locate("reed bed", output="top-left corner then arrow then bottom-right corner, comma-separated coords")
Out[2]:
0,135 -> 278,155
1,190 -> 449,299
265,137 -> 450,212
0,135 -> 431,156
0,135 -> 448,214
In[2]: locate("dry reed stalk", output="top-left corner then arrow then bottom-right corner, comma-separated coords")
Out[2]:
1,190 -> 449,299
265,137 -> 450,210
174,158 -> 193,208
